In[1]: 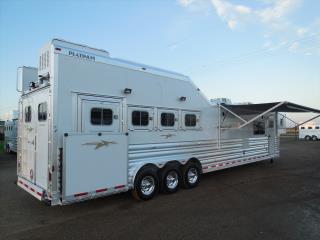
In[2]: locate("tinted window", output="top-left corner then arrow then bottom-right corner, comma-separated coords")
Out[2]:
132,111 -> 149,126
91,108 -> 113,125
25,106 -> 31,122
38,102 -> 47,121
301,127 -> 305,129
268,119 -> 274,128
185,114 -> 196,127
253,121 -> 265,135
308,127 -> 312,129
316,126 -> 319,129
161,113 -> 175,126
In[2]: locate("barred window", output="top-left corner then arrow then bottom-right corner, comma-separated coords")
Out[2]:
38,102 -> 47,121
161,113 -> 175,126
253,121 -> 265,135
185,114 -> 196,127
132,111 -> 149,126
91,108 -> 113,125
25,106 -> 32,122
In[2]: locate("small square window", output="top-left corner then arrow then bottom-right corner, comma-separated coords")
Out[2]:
38,102 -> 47,121
25,106 -> 32,122
253,121 -> 265,135
132,111 -> 149,126
91,108 -> 113,125
161,113 -> 175,126
185,114 -> 196,127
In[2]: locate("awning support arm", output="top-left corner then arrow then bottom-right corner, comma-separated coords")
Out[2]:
278,113 -> 299,126
219,104 -> 248,123
295,114 -> 320,127
238,101 -> 286,129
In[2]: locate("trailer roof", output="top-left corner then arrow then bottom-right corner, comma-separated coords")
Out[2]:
221,101 -> 320,115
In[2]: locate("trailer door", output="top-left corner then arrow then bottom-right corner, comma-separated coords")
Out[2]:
19,89 -> 49,188
20,98 -> 36,183
266,114 -> 276,155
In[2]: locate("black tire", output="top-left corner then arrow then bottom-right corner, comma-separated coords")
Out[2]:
160,166 -> 181,193
312,135 -> 318,141
305,135 -> 311,141
181,162 -> 201,189
132,166 -> 159,201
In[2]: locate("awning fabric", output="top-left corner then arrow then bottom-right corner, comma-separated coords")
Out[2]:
221,102 -> 320,115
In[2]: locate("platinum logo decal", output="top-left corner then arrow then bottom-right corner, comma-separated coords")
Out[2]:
68,50 -> 95,61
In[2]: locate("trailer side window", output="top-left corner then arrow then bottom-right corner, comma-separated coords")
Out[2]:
25,106 -> 32,122
161,113 -> 175,127
91,108 -> 113,125
253,121 -> 265,135
308,126 -> 312,129
316,126 -> 319,129
301,127 -> 305,129
185,114 -> 196,127
38,102 -> 47,121
132,111 -> 149,126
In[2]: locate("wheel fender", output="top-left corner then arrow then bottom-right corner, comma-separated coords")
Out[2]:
130,163 -> 158,187
163,161 -> 181,170
186,158 -> 202,174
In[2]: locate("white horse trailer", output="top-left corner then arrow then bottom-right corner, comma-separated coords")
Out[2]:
4,119 -> 18,153
299,125 -> 320,140
16,39 -> 320,205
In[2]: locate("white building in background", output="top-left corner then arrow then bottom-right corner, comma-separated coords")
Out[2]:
210,98 -> 232,105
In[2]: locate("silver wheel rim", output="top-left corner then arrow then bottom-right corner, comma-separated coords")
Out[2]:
188,168 -> 198,184
140,176 -> 155,196
166,171 -> 179,189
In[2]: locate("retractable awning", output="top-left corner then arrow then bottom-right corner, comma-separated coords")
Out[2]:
219,101 -> 320,129
221,101 -> 320,115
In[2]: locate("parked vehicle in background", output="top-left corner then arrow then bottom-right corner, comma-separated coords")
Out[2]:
0,120 -> 4,141
4,119 -> 18,153
299,125 -> 320,141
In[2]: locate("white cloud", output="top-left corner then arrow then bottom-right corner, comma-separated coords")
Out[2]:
289,41 -> 299,51
258,0 -> 301,24
296,27 -> 308,36
178,0 -> 196,7
179,0 -> 301,30
210,0 -> 252,29
178,0 -> 319,55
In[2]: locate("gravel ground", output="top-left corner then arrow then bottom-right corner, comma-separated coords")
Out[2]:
0,137 -> 319,240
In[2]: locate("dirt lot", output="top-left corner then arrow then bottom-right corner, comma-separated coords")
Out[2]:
0,137 -> 319,240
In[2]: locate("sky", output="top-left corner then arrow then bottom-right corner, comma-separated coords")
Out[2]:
0,0 -> 319,124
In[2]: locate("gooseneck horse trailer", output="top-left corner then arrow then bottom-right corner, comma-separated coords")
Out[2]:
16,39 -> 320,205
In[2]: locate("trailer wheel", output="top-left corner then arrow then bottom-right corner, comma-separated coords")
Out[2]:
181,162 -> 201,189
312,135 -> 318,141
132,167 -> 159,200
305,135 -> 311,141
160,166 -> 181,193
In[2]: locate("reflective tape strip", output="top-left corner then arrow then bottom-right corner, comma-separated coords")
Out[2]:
96,188 -> 108,193
74,192 -> 88,197
115,185 -> 125,189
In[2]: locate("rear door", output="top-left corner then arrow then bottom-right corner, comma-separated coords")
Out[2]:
19,89 -> 49,189
35,92 -> 49,188
20,98 -> 36,183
